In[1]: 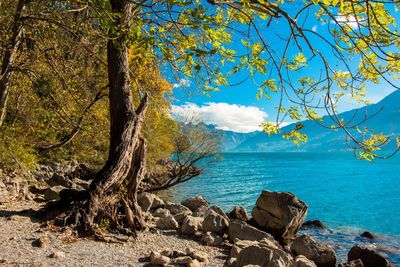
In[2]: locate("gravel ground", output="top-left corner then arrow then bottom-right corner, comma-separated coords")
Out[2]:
0,201 -> 228,266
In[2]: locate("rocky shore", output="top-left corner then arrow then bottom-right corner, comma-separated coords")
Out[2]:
0,165 -> 395,267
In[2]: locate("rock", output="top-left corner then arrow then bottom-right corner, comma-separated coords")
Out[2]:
226,257 -> 237,267
181,215 -> 204,235
174,210 -> 193,224
293,255 -> 317,267
69,164 -> 94,181
150,251 -> 171,265
291,234 -> 336,267
252,190 -> 308,244
151,195 -> 165,209
46,174 -> 73,188
210,205 -> 229,220
156,215 -> 179,230
187,249 -> 209,264
50,250 -> 65,259
230,240 -> 259,258
193,205 -> 211,218
0,181 -> 5,188
339,259 -> 364,267
228,206 -> 251,221
160,249 -> 185,257
152,208 -> 170,218
138,192 -> 155,212
181,196 -> 208,211
348,245 -> 391,267
188,259 -> 201,267
301,220 -> 326,229
165,202 -> 191,215
234,240 -> 293,267
44,186 -> 66,201
202,232 -> 223,246
202,210 -> 229,234
360,231 -> 375,239
171,256 -> 193,264
34,235 -> 50,248
229,219 -> 276,243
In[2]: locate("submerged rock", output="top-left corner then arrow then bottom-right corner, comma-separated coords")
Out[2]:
252,190 -> 308,244
301,220 -> 326,230
290,234 -> 336,267
348,245 -> 391,267
360,231 -> 375,240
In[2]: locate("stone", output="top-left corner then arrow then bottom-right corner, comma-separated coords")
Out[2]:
189,250 -> 209,263
339,259 -> 364,267
229,219 -> 276,243
44,186 -> 66,201
193,205 -> 211,218
188,259 -> 201,267
202,232 -> 223,246
171,256 -> 193,264
181,215 -> 204,236
252,190 -> 308,244
151,195 -> 165,209
150,251 -> 171,265
290,234 -> 336,267
348,245 -> 391,267
210,205 -> 229,220
360,231 -> 375,239
165,202 -> 191,215
152,208 -> 170,218
301,220 -> 326,229
234,240 -> 293,267
50,250 -> 65,259
202,210 -> 229,234
46,174 -> 73,188
293,255 -> 317,267
226,257 -> 237,267
228,206 -> 251,221
0,181 -> 5,188
181,196 -> 208,211
138,192 -> 155,212
174,210 -> 193,224
156,215 -> 179,230
34,235 -> 50,248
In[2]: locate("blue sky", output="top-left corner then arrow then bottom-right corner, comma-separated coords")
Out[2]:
170,2 -> 399,133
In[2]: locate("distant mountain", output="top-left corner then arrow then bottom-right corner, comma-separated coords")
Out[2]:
215,90 -> 400,152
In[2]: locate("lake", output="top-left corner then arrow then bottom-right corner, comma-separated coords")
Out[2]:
171,152 -> 400,264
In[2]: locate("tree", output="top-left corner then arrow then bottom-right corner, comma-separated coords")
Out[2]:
25,0 -> 398,236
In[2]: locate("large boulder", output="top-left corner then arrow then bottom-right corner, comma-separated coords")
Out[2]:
181,216 -> 204,235
138,192 -> 155,212
156,215 -> 179,230
348,245 -> 391,267
290,234 -> 336,267
252,190 -> 308,244
193,206 -> 211,218
229,220 -> 276,243
181,196 -> 208,211
202,210 -> 229,234
165,202 -> 191,215
210,205 -> 229,220
233,238 -> 293,267
229,206 -> 251,221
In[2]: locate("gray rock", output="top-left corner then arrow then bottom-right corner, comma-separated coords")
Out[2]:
138,192 -> 155,212
174,210 -> 193,224
252,190 -> 308,244
291,234 -> 336,267
152,208 -> 170,218
181,195 -> 208,211
229,206 -> 251,221
348,245 -> 391,267
44,186 -> 66,201
210,205 -> 229,220
165,202 -> 191,215
202,210 -> 229,234
181,215 -> 204,235
229,219 -> 276,243
293,255 -> 317,267
193,205 -> 211,218
201,232 -> 223,247
156,215 -> 179,230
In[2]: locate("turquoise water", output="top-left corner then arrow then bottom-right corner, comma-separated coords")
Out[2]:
172,152 -> 400,264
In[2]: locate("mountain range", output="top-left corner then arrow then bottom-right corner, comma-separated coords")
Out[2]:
213,90 -> 400,152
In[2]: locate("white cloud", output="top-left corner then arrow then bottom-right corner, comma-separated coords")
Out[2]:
173,79 -> 191,88
170,102 -> 268,133
312,25 -> 318,32
334,14 -> 360,29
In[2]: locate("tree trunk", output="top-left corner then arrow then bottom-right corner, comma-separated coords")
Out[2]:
0,0 -> 27,127
42,0 -> 148,236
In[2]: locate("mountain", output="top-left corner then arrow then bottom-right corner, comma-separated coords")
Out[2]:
216,90 -> 400,152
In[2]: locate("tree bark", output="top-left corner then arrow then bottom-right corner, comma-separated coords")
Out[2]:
0,0 -> 27,127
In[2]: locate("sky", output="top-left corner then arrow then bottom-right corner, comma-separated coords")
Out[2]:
169,2 -> 400,133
